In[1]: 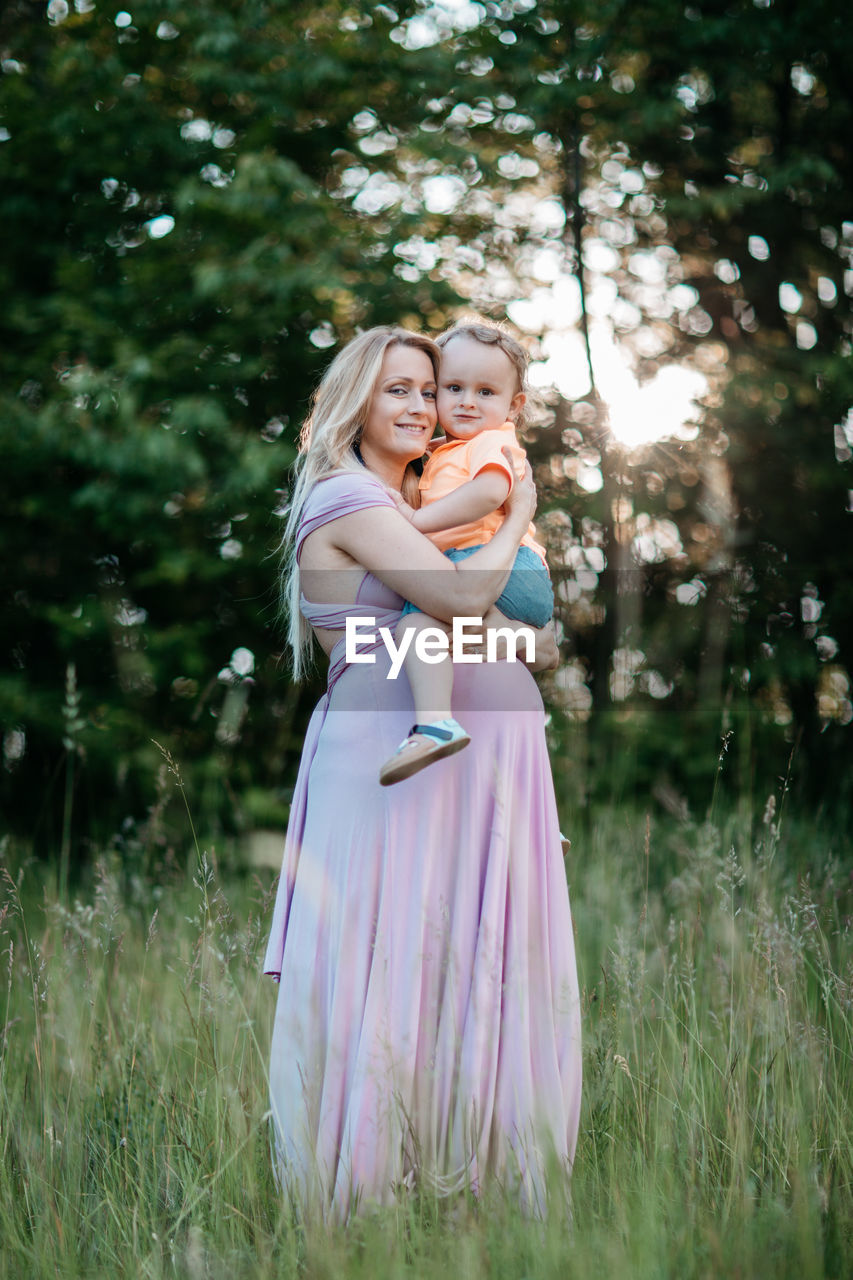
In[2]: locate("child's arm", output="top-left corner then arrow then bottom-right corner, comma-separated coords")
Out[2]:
409,467 -> 511,535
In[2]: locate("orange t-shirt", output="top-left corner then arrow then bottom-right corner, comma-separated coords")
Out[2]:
418,421 -> 547,566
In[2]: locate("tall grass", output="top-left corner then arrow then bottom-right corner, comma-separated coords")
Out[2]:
0,785 -> 850,1277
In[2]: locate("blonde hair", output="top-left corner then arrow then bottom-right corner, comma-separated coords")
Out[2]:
280,327 -> 440,679
436,321 -> 530,424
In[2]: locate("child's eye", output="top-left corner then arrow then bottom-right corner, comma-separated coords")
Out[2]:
445,382 -> 461,392
480,388 -> 494,396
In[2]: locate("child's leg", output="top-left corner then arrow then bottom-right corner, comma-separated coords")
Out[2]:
395,611 -> 454,724
378,610 -> 470,786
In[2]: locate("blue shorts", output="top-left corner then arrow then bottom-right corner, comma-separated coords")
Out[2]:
400,544 -> 553,628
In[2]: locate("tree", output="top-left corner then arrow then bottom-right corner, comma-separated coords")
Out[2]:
0,0 -> 462,850
354,0 -> 853,805
4,0 -> 851,854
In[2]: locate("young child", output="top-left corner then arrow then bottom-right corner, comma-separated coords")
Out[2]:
379,322 -> 554,786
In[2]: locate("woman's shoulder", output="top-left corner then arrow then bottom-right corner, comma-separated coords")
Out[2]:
306,468 -> 395,512
297,468 -> 396,546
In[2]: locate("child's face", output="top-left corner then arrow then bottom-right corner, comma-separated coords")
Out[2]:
437,335 -> 525,441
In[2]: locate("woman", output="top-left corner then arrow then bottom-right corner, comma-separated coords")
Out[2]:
264,327 -> 581,1219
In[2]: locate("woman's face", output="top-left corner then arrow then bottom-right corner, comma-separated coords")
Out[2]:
360,344 -> 437,472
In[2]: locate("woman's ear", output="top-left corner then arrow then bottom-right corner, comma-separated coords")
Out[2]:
508,391 -> 526,422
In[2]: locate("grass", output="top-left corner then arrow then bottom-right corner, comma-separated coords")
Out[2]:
0,783 -> 850,1278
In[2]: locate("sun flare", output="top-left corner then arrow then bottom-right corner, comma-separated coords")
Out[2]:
513,286 -> 707,449
592,331 -> 706,448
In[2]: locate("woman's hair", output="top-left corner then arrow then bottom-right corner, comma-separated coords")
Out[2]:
280,326 -> 440,679
436,321 -> 530,423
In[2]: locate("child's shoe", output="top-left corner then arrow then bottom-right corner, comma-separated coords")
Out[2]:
379,719 -> 470,786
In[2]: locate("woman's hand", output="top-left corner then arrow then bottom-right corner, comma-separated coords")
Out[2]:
502,448 -> 537,526
525,622 -> 559,671
469,608 -> 560,671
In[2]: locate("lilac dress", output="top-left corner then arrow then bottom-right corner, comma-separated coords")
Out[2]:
264,471 -> 581,1218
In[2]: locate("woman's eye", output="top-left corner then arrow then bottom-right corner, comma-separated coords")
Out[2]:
423,389 -> 436,400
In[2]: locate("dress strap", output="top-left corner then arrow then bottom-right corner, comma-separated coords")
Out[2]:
300,595 -> 401,694
299,597 -> 388,630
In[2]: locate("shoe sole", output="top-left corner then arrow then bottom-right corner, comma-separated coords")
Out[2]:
379,734 -> 471,786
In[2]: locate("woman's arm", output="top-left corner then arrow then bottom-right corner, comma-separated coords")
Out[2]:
328,453 -> 536,621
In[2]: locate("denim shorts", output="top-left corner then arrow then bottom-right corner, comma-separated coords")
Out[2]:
400,544 -> 553,628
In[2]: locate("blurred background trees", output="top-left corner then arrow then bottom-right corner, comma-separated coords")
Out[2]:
1,0 -> 851,859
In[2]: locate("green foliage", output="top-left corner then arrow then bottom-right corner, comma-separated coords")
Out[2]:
1,0 -> 851,847
0,0 -> 460,847
390,0 -> 853,795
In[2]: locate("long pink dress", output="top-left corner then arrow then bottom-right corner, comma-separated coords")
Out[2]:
264,471 -> 581,1218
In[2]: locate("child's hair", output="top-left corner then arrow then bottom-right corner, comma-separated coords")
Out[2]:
435,321 -> 530,423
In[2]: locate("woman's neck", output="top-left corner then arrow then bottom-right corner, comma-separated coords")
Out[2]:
357,440 -> 406,492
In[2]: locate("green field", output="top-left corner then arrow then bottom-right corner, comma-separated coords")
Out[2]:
1,787 -> 850,1279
